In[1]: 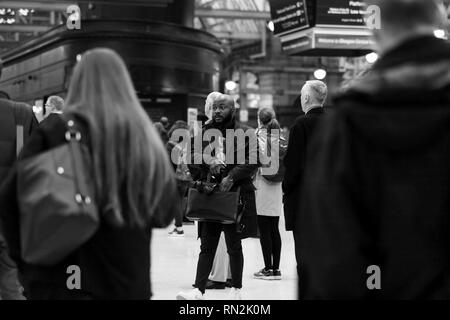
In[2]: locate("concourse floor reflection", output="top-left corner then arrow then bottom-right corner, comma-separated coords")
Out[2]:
151,216 -> 297,300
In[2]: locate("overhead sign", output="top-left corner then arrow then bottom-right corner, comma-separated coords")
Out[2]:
271,0 -> 375,56
316,0 -> 367,27
315,33 -> 374,49
281,34 -> 313,53
269,0 -> 310,36
280,28 -> 375,56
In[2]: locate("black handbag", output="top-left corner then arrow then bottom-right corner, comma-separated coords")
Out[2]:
17,116 -> 99,266
185,183 -> 242,224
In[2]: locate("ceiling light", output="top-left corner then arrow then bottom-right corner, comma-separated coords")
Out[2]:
225,80 -> 237,91
313,69 -> 327,80
365,52 -> 379,64
434,29 -> 446,39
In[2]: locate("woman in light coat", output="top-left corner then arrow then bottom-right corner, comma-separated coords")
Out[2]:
253,107 -> 283,280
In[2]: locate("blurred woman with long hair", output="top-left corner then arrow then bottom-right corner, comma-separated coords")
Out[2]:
0,48 -> 178,299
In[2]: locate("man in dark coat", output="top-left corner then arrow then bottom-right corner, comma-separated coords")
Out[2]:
0,90 -> 38,300
298,0 -> 450,299
282,80 -> 327,278
41,95 -> 64,125
177,94 -> 258,300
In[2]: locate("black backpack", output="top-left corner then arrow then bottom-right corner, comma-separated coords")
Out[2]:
261,136 -> 288,183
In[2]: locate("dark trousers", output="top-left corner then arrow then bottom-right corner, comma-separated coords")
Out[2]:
0,240 -> 25,300
195,222 -> 243,294
293,231 -> 303,300
257,216 -> 281,270
174,183 -> 188,228
293,232 -> 301,277
174,203 -> 184,228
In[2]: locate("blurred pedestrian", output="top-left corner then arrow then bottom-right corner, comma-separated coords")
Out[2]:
167,120 -> 191,237
299,0 -> 450,299
154,122 -> 169,144
0,90 -> 37,300
282,80 -> 327,279
160,116 -> 170,132
253,107 -> 283,281
0,48 -> 179,299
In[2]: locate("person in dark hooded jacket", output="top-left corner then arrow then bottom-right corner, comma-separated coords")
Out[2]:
298,0 -> 450,299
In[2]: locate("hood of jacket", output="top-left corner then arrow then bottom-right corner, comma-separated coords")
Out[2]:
334,36 -> 450,152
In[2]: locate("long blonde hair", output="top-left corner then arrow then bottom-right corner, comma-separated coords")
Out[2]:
65,48 -> 175,228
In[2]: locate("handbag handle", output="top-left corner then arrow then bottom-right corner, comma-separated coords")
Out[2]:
65,118 -> 92,206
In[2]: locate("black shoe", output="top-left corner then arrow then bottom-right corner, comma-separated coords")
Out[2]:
192,280 -> 226,290
225,279 -> 232,288
254,268 -> 273,279
206,280 -> 226,290
272,270 -> 282,280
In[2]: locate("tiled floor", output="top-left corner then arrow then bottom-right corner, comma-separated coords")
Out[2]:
151,217 -> 297,300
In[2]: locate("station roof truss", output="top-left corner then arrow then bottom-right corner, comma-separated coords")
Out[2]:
0,0 -> 272,56
0,0 -> 449,57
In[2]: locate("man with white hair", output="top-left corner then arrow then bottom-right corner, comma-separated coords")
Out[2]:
299,0 -> 450,299
44,95 -> 64,118
282,80 -> 327,279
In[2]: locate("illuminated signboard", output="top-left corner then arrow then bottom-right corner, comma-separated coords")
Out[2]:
269,0 -> 310,36
280,28 -> 375,56
270,0 -> 375,55
316,0 -> 368,27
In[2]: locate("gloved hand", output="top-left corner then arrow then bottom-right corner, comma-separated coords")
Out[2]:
192,181 -> 217,195
210,163 -> 225,176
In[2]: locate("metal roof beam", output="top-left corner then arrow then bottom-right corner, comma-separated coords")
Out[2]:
0,24 -> 50,32
211,31 -> 261,40
0,25 -> 261,40
0,1 -> 70,11
0,40 -> 21,50
0,0 -> 173,10
195,9 -> 270,20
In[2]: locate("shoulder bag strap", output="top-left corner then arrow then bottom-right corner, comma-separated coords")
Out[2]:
64,116 -> 93,207
16,125 -> 24,157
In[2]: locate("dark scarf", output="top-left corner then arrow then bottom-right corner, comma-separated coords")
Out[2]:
207,111 -> 237,135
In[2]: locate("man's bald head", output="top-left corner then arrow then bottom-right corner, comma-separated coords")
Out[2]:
212,94 -> 235,124
366,0 -> 447,52
214,94 -> 235,109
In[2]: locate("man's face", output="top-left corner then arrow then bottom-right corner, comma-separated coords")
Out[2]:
212,98 -> 234,123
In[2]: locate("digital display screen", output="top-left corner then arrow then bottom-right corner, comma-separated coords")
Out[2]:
315,0 -> 367,27
269,0 -> 310,36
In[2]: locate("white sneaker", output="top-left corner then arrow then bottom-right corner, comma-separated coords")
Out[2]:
227,287 -> 242,300
176,288 -> 204,300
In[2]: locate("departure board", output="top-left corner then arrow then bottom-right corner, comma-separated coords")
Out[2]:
269,0 -> 310,36
315,0 -> 367,27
